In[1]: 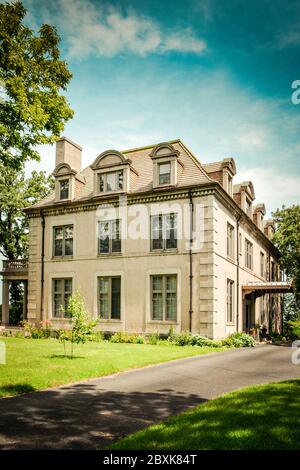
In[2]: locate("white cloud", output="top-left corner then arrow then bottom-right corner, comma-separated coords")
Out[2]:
237,167 -> 300,217
31,0 -> 206,59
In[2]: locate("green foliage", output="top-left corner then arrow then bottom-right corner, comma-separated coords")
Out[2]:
59,292 -> 97,358
20,320 -> 51,339
169,331 -> 226,348
0,165 -> 54,259
147,333 -> 160,345
272,205 -> 300,306
0,1 -> 73,169
287,320 -> 300,339
222,332 -> 256,348
110,332 -> 145,344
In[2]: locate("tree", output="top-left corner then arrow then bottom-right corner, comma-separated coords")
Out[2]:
58,292 -> 97,358
0,163 -> 54,259
0,1 -> 73,169
272,204 -> 300,309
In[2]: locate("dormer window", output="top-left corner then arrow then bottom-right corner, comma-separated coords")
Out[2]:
149,142 -> 180,189
99,170 -> 124,193
158,163 -> 171,185
59,179 -> 69,200
246,197 -> 252,217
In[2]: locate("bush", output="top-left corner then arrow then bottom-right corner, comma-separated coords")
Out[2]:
170,331 -> 192,346
110,332 -> 145,344
222,332 -> 255,348
147,333 -> 160,345
20,320 -> 52,339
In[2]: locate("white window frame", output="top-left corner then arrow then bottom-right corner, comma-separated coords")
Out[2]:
98,219 -> 122,254
227,222 -> 235,259
245,238 -> 253,270
98,276 -> 121,320
150,274 -> 177,322
150,213 -> 177,251
226,278 -> 234,324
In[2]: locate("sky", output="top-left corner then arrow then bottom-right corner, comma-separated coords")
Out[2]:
21,0 -> 300,215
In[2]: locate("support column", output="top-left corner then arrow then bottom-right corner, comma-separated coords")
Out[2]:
2,279 -> 9,326
22,281 -> 28,321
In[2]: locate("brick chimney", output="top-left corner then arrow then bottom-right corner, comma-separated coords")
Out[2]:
55,136 -> 82,173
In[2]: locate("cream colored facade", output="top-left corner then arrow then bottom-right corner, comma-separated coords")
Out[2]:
3,137 -> 284,339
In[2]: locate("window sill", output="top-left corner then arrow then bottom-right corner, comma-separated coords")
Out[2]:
226,322 -> 235,326
150,249 -> 178,254
51,256 -> 74,261
147,320 -> 178,325
98,319 -> 123,323
97,253 -> 122,257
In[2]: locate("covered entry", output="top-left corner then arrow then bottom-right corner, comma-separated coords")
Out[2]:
242,281 -> 293,333
0,260 -> 28,326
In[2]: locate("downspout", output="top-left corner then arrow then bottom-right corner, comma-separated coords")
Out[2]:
40,210 -> 45,320
236,213 -> 242,332
188,191 -> 194,333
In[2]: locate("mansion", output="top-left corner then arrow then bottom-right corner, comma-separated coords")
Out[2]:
1,137 -> 292,338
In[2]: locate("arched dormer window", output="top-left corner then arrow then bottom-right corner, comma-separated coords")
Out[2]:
91,150 -> 132,195
149,143 -> 179,189
53,163 -> 77,202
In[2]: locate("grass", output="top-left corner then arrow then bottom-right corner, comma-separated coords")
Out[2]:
110,380 -> 300,450
0,337 -> 226,398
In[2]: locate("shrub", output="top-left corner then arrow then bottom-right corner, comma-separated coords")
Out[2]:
20,320 -> 51,339
170,331 -> 192,346
147,333 -> 160,345
110,332 -> 145,344
287,320 -> 300,339
222,332 -> 255,348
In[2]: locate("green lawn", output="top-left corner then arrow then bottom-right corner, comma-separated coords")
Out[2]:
110,380 -> 300,450
0,337 -> 226,398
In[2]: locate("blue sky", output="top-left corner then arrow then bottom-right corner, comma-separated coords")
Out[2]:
22,0 -> 300,215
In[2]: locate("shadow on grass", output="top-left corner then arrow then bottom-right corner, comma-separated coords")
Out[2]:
49,355 -> 85,360
0,384 -> 36,395
111,379 -> 300,450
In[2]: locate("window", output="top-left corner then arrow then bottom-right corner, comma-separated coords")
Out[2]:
226,279 -> 234,323
53,225 -> 73,257
260,252 -> 265,277
151,275 -> 177,321
239,233 -> 242,256
227,223 -> 235,258
246,198 -> 252,217
158,162 -> 171,185
151,213 -> 177,250
98,276 -> 121,320
228,174 -> 233,195
99,170 -> 123,193
271,261 -> 276,281
53,278 -> 72,317
98,220 -> 121,254
245,239 -> 253,270
59,179 -> 69,200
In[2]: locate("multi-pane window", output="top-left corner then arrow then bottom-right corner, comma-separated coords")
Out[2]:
246,198 -> 252,217
158,162 -> 171,185
227,223 -> 235,258
59,179 -> 69,200
99,170 -> 123,193
245,239 -> 253,270
151,213 -> 177,250
53,278 -> 72,317
228,174 -> 233,195
98,220 -> 121,254
151,275 -> 177,321
53,225 -> 73,257
98,276 -> 121,320
226,279 -> 234,323
239,233 -> 242,255
260,252 -> 265,277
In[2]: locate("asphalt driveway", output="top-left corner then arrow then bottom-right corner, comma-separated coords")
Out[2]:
0,344 -> 299,449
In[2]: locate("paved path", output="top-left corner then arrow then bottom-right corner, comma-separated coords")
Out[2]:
1,344 -> 299,449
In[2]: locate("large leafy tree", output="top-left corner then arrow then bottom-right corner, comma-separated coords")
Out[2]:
0,1 -> 73,169
0,163 -> 54,259
272,205 -> 300,308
